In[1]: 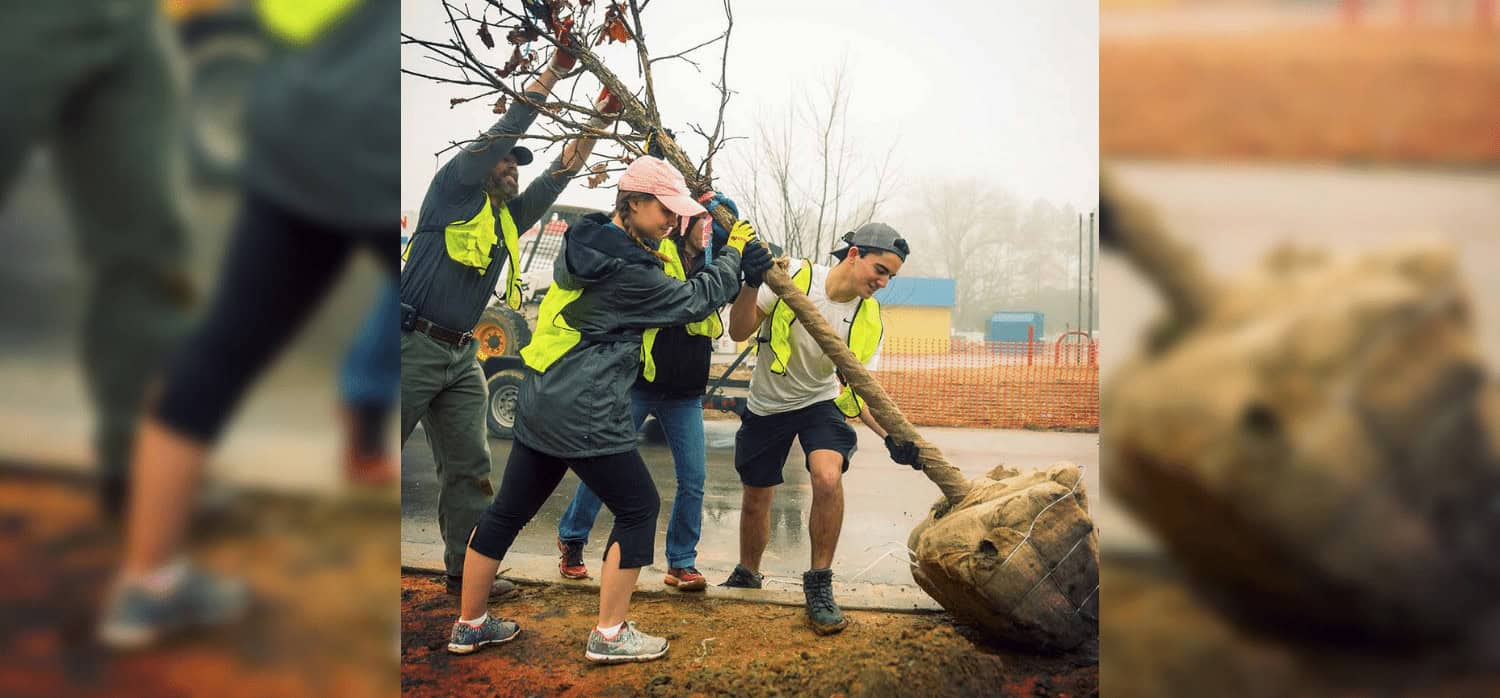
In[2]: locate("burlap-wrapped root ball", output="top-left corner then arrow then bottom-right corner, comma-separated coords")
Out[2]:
908,463 -> 1099,651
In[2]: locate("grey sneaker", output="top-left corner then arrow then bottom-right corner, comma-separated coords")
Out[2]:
446,615 -> 521,654
803,568 -> 848,635
718,563 -> 764,589
584,620 -> 669,664
97,566 -> 249,649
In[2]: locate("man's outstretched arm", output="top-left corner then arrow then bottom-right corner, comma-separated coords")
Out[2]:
507,90 -> 619,231
451,50 -> 575,187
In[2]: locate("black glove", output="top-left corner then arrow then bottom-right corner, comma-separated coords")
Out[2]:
885,435 -> 921,469
739,241 -> 773,288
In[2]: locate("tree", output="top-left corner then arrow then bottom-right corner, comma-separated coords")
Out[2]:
405,0 -> 976,494
898,179 -> 1091,334
911,178 -> 1017,330
727,61 -> 899,259
402,0 -> 740,189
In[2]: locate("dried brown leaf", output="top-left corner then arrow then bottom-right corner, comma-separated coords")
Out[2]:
596,3 -> 631,45
497,46 -> 526,77
507,26 -> 540,45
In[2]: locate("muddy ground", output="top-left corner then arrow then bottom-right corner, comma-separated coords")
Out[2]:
401,574 -> 1098,697
0,468 -> 400,697
1102,553 -> 1500,697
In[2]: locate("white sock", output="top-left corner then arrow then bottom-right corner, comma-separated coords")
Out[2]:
596,621 -> 623,639
133,559 -> 189,596
458,613 -> 489,628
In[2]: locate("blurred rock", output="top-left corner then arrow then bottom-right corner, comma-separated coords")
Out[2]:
1103,180 -> 1500,643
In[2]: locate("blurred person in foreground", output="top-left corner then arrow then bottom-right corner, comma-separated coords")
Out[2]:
0,0 -> 193,519
96,0 -> 397,648
340,281 -> 399,486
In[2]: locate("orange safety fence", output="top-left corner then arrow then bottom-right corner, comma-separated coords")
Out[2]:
870,336 -> 1099,431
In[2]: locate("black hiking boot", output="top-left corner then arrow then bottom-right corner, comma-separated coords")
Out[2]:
803,568 -> 848,635
719,563 -> 764,589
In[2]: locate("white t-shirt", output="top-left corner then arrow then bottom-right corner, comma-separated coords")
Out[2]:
746,260 -> 882,416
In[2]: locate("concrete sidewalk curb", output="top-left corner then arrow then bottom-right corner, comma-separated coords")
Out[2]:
0,460 -> 401,514
400,544 -> 944,615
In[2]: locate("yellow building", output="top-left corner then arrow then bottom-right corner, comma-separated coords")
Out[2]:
874,277 -> 955,355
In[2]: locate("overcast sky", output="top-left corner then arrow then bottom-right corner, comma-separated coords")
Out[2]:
401,0 -> 1098,218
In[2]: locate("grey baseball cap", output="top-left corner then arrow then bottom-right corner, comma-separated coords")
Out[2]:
830,222 -> 910,261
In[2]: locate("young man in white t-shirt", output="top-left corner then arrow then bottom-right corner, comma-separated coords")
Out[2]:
720,223 -> 922,635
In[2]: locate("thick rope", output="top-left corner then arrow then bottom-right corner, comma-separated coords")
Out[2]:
647,130 -> 972,505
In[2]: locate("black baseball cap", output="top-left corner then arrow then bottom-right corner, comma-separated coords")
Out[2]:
509,145 -> 534,166
830,222 -> 909,261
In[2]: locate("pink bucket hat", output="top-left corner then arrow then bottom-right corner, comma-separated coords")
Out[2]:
618,156 -> 706,218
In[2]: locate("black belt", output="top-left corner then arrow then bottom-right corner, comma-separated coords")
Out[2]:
413,316 -> 472,347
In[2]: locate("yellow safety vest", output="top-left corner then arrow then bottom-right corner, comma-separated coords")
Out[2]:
640,238 -> 724,383
435,197 -> 524,311
763,260 -> 883,417
519,284 -> 584,373
255,0 -> 361,46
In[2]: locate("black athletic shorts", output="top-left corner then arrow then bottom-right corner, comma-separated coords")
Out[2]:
734,400 -> 857,487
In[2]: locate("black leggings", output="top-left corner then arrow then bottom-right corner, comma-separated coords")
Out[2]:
154,192 -> 396,441
471,440 -> 661,569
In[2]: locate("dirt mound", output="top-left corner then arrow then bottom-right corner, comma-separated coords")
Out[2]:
401,575 -> 1098,697
0,470 -> 400,697
1103,553 -> 1500,696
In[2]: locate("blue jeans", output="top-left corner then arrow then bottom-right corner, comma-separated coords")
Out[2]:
558,389 -> 706,568
339,281 -> 399,408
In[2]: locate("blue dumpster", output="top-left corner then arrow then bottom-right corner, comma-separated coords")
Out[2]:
987,311 -> 1044,343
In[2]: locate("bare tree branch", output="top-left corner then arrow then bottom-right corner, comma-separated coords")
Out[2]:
626,1 -> 662,125
404,0 -> 752,232
648,32 -> 727,69
700,0 -> 735,183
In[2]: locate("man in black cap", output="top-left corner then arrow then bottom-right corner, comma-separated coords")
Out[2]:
399,49 -> 612,597
721,222 -> 922,634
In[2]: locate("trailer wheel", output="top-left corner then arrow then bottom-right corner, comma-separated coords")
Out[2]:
473,305 -> 531,361
486,369 -> 526,439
